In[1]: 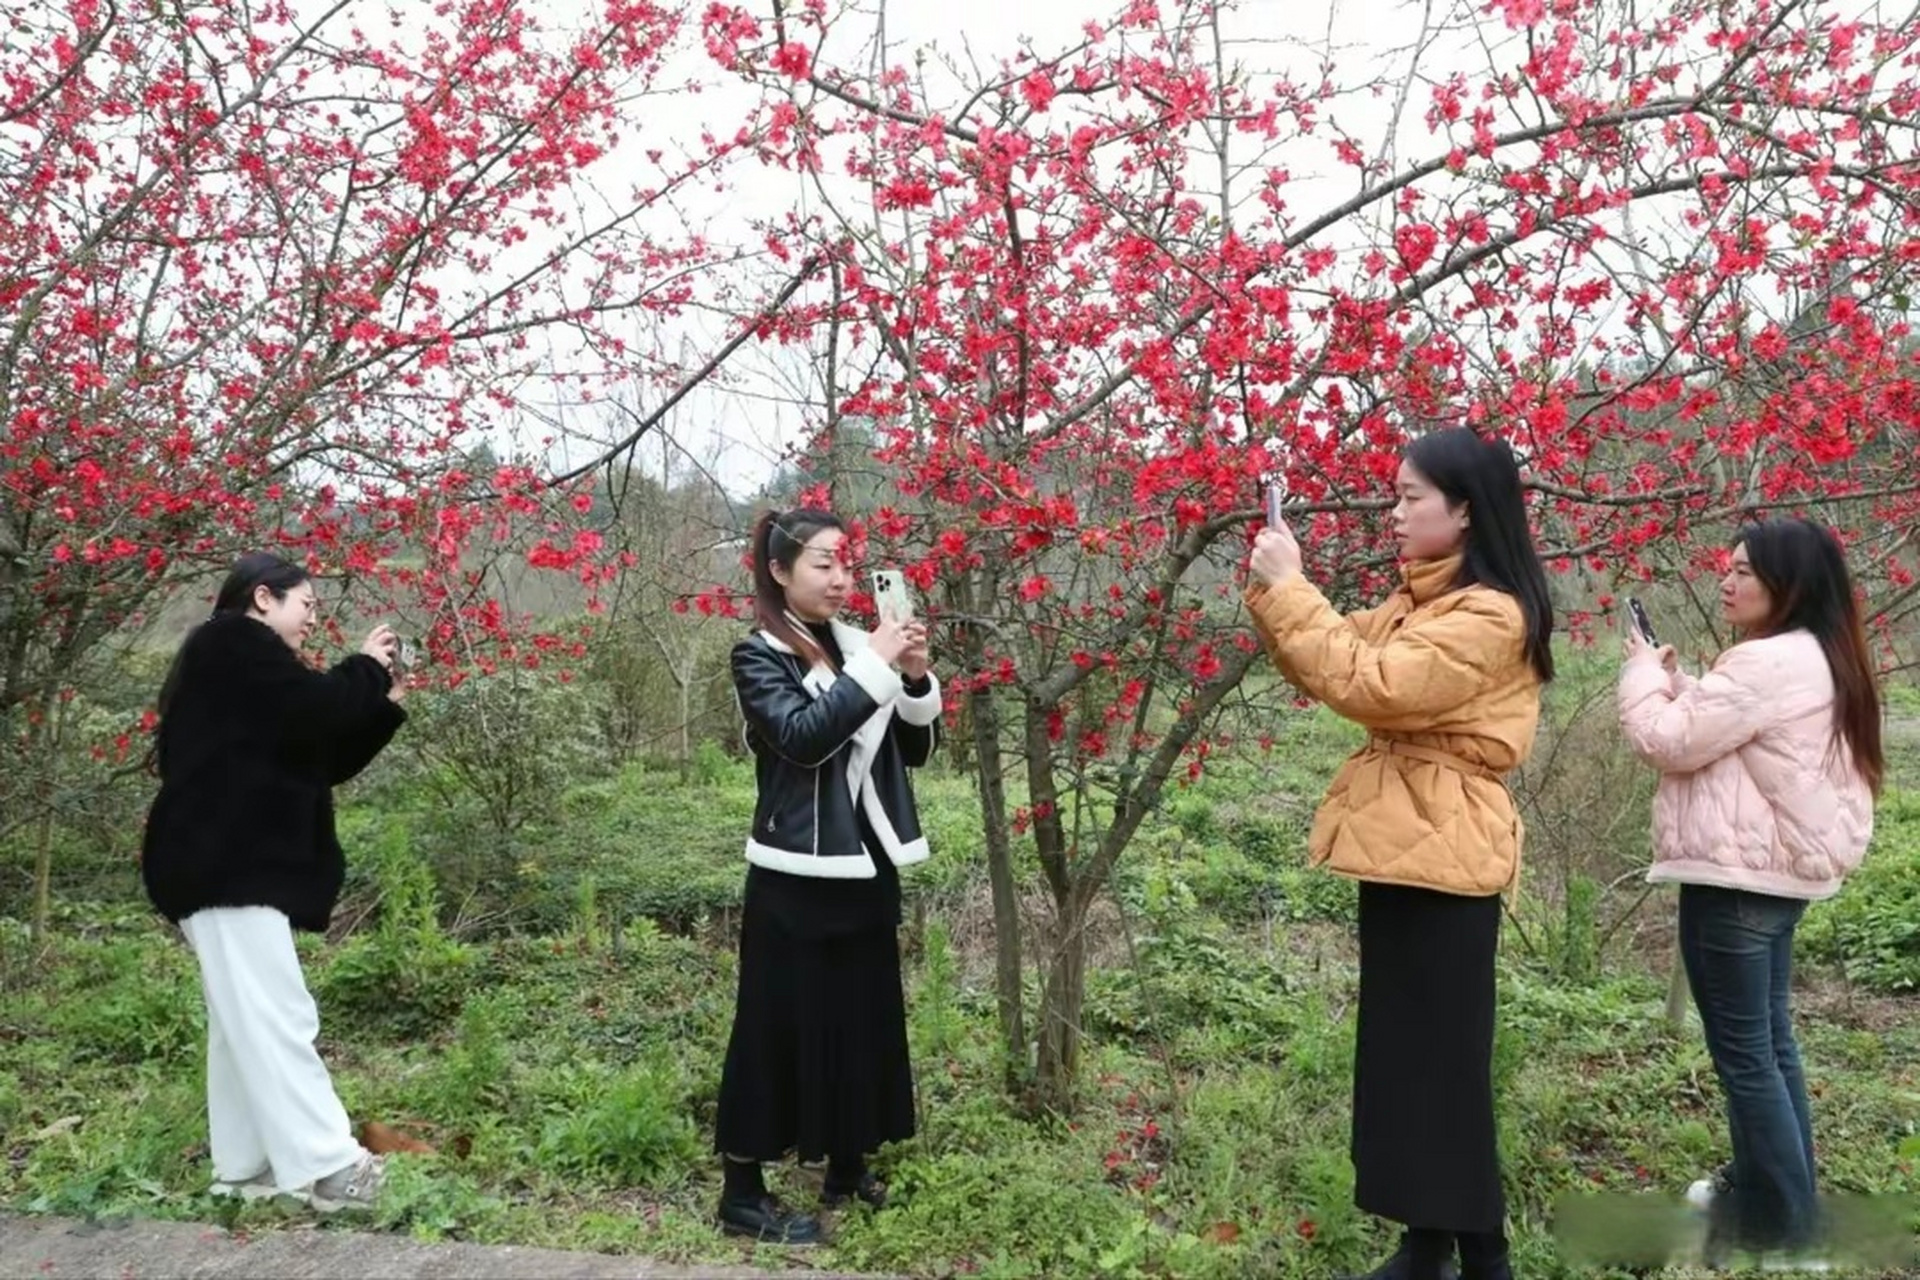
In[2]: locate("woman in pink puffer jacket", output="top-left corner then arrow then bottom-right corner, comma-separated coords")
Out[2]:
1618,517 -> 1883,1267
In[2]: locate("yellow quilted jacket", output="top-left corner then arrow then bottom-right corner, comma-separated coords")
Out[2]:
1244,555 -> 1542,897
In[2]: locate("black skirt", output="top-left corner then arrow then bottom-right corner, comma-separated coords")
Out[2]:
1352,880 -> 1506,1233
714,859 -> 916,1164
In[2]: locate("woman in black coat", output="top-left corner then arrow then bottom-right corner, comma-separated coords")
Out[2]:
713,508 -> 940,1245
142,552 -> 406,1213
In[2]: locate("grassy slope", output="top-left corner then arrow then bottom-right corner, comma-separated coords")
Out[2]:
3,697 -> 1917,1278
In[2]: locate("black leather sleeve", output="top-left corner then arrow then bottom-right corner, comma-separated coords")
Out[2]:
890,711 -> 937,767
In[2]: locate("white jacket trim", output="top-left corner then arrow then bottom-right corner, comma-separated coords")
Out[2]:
745,839 -> 878,878
896,673 -> 942,727
744,619 -> 933,877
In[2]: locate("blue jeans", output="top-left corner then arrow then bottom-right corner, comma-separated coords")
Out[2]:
1677,884 -> 1818,1254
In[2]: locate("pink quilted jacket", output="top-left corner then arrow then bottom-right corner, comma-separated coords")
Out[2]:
1618,629 -> 1874,901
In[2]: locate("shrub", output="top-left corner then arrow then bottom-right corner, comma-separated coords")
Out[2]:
534,1054 -> 703,1187
312,820 -> 476,1037
42,933 -> 200,1066
1800,790 -> 1920,993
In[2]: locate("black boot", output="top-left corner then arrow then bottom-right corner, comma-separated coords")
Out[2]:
1458,1228 -> 1510,1280
717,1157 -> 823,1245
1339,1230 -> 1461,1280
717,1194 -> 824,1244
822,1154 -> 887,1210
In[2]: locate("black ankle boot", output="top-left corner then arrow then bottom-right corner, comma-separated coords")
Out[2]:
1338,1245 -> 1461,1280
1458,1227 -> 1511,1280
822,1171 -> 887,1210
716,1193 -> 824,1245
823,1154 -> 887,1209
1339,1231 -> 1461,1280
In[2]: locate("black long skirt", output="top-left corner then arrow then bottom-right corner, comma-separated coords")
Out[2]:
1352,880 -> 1506,1233
714,868 -> 916,1164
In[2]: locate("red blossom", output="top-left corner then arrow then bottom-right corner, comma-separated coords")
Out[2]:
769,41 -> 812,81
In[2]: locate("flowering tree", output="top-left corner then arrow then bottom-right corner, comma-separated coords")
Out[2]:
7,0 -> 1915,1098
0,0 -> 864,940
706,0 -> 1920,1108
0,0 -> 748,835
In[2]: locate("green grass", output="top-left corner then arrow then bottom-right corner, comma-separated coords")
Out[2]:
3,676 -> 1918,1277
4,873 -> 1915,1277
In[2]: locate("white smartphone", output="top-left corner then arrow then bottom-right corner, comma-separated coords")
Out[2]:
872,569 -> 914,624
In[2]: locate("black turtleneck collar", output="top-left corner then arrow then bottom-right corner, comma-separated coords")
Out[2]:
805,618 -> 843,665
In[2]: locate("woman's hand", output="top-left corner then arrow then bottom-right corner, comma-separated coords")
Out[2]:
1621,618 -> 1677,672
361,624 -> 398,668
1250,524 -> 1302,588
869,615 -> 925,669
898,623 -> 931,682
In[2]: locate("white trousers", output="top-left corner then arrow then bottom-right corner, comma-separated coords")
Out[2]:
180,906 -> 366,1190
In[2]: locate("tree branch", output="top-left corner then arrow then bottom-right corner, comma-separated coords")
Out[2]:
545,255 -> 827,488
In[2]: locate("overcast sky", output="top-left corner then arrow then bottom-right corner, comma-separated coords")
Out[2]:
450,0 -> 1892,500
492,0 -> 1512,498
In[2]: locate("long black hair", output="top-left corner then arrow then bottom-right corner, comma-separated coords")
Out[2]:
156,552 -> 312,720
749,508 -> 845,669
1737,517 -> 1884,795
1401,428 -> 1555,683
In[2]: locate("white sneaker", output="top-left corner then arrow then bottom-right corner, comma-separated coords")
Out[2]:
209,1168 -> 303,1203
309,1153 -> 385,1213
1686,1164 -> 1735,1211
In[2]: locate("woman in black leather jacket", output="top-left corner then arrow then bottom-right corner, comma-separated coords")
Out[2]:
713,508 -> 940,1245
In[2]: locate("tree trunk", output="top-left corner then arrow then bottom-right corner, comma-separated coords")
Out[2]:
677,665 -> 692,785
968,687 -> 1028,1092
0,534 -> 17,715
944,696 -> 974,771
28,697 -> 61,948
1665,923 -> 1692,1033
30,795 -> 54,948
1033,882 -> 1092,1116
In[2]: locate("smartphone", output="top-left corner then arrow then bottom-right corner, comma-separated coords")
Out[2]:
872,570 -> 914,624
1626,598 -> 1657,646
394,637 -> 419,676
1264,475 -> 1288,527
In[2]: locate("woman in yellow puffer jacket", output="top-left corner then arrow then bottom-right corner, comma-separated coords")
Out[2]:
1246,428 -> 1556,1280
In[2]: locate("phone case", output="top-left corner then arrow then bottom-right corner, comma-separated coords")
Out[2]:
1628,599 -> 1657,646
872,571 -> 913,623
1265,479 -> 1287,526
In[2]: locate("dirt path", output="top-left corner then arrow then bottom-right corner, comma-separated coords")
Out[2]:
0,1211 -> 882,1279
